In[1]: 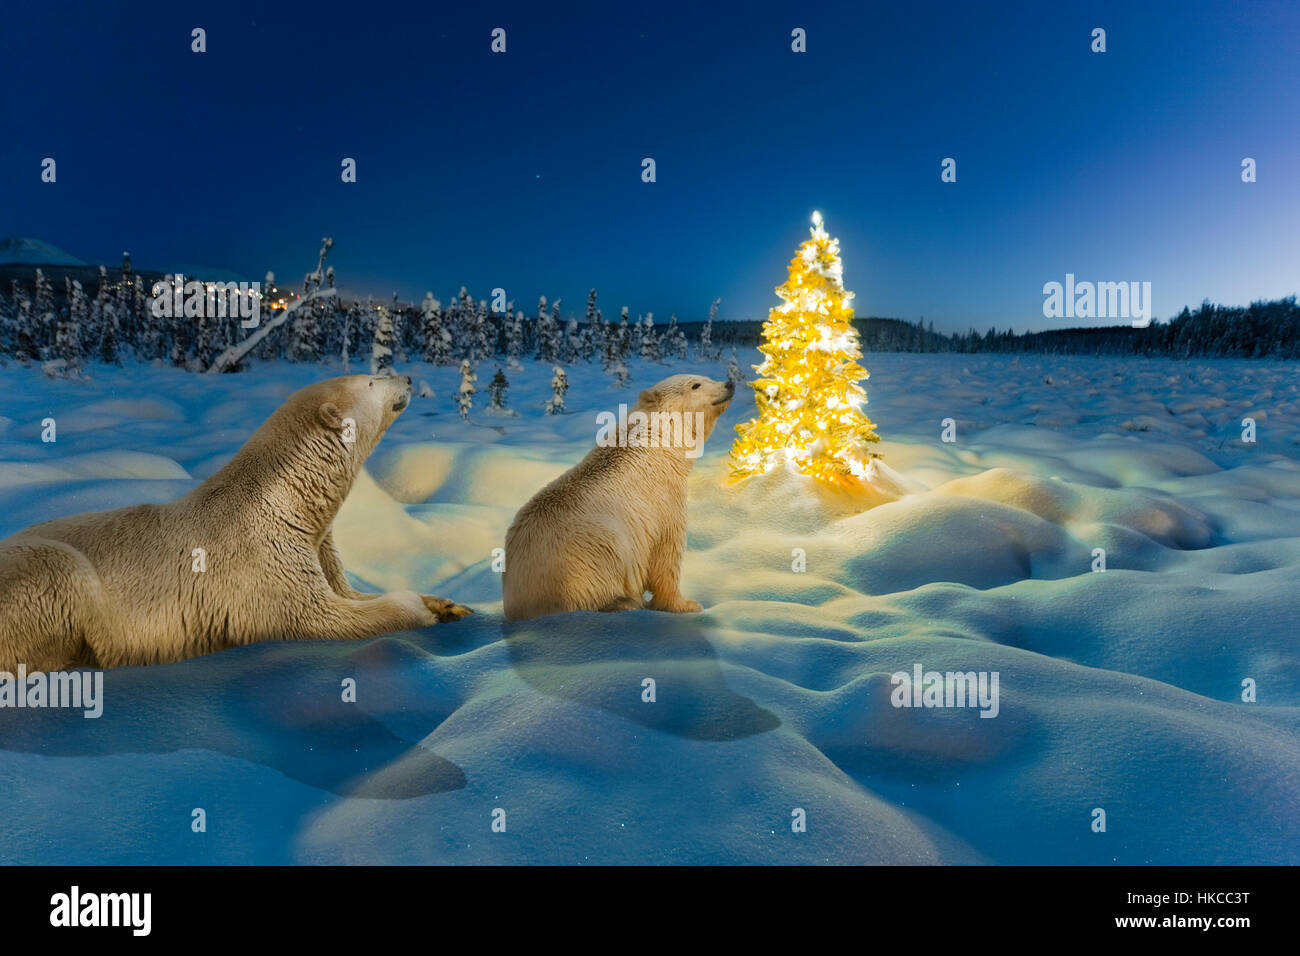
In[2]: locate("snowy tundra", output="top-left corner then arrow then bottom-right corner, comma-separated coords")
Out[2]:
0,351 -> 1297,864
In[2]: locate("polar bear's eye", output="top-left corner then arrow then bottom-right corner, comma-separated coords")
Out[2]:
691,383 -> 701,390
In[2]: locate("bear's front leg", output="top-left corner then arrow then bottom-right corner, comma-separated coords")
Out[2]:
645,528 -> 702,614
290,588 -> 467,640
318,529 -> 377,600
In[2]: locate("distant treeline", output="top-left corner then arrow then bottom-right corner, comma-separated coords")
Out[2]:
679,298 -> 1300,359
885,298 -> 1300,358
1,249 -> 1295,375
0,250 -> 742,375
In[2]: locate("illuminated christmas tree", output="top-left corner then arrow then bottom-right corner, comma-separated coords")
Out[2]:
730,212 -> 881,483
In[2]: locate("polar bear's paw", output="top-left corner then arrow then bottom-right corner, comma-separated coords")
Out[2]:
656,597 -> 703,613
422,595 -> 474,622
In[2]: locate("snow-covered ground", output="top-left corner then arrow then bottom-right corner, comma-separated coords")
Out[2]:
0,351 -> 1297,864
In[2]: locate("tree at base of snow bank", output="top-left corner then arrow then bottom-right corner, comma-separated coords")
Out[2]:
457,359 -> 476,421
545,365 -> 568,414
730,212 -> 881,486
611,359 -> 630,389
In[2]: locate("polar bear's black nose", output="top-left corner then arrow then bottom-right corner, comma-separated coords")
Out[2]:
403,376 -> 412,385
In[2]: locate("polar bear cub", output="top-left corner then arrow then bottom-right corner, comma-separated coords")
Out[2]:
503,374 -> 734,621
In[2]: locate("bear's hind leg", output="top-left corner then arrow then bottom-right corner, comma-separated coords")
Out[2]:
0,541 -> 102,672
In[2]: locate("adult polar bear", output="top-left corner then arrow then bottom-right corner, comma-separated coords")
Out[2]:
504,374 -> 733,621
0,374 -> 471,671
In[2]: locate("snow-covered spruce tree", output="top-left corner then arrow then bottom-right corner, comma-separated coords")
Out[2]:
340,297 -> 355,371
389,293 -> 409,363
616,306 -> 631,360
545,365 -> 568,414
91,266 -> 120,365
322,292 -> 345,366
563,317 -> 582,364
534,295 -> 560,363
504,302 -> 525,369
0,289 -> 9,361
371,304 -> 396,375
457,359 -> 476,421
356,296 -> 378,362
33,269 -> 55,360
128,276 -> 148,361
0,283 -> 13,355
113,253 -> 135,355
133,276 -> 159,362
306,238 -> 332,293
9,279 -> 36,363
665,314 -> 689,359
612,359 -> 630,388
288,288 -> 320,362
420,293 -> 452,365
308,276 -> 339,362
441,289 -> 461,359
53,277 -> 86,377
550,300 -> 565,359
726,346 -> 746,389
0,285 -> 12,359
452,287 -> 475,360
169,281 -> 188,366
472,299 -> 494,362
640,312 -> 661,361
630,312 -> 644,357
698,297 -> 719,360
243,271 -> 275,364
584,289 -> 603,362
489,367 -> 509,410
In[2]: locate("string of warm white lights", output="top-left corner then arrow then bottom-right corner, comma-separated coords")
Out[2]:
729,211 -> 882,483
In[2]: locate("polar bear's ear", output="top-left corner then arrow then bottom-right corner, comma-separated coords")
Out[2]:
638,387 -> 661,408
318,402 -> 344,429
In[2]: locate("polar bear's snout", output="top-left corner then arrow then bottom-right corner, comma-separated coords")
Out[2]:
389,376 -> 413,412
713,380 -> 735,405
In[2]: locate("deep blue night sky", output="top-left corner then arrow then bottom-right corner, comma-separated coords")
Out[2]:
2,0 -> 1296,331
